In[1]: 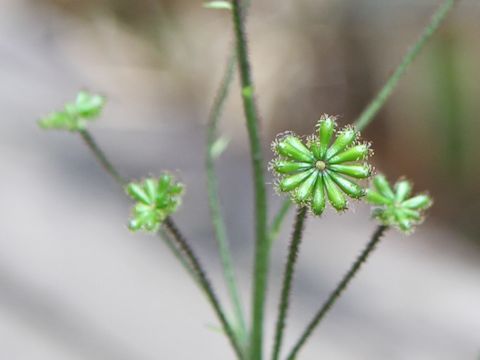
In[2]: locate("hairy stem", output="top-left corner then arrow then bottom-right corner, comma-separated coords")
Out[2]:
79,130 -> 126,186
354,0 -> 457,132
231,1 -> 269,358
206,50 -> 247,347
163,218 -> 243,359
158,228 -> 202,288
271,207 -> 308,360
268,199 -> 293,250
286,225 -> 388,359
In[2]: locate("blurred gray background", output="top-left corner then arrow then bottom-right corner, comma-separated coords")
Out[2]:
1,0 -> 479,359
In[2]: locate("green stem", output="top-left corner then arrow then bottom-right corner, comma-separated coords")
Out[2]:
158,228 -> 202,289
163,218 -> 243,359
268,199 -> 293,250
79,129 -> 126,186
271,207 -> 308,360
206,50 -> 248,346
354,0 -> 457,132
286,225 -> 388,360
231,1 -> 269,358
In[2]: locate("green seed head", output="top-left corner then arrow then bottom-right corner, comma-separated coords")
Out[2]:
271,115 -> 373,216
366,174 -> 432,233
126,174 -> 184,232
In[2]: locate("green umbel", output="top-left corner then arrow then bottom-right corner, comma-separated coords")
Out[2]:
271,115 -> 372,215
366,174 -> 432,233
126,174 -> 184,232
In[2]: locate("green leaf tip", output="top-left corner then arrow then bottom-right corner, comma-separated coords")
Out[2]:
203,1 -> 232,10
366,174 -> 432,233
270,114 -> 373,216
38,90 -> 106,132
125,174 -> 185,232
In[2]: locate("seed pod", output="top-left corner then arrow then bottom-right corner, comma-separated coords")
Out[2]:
394,180 -> 412,202
309,140 -> 322,159
279,168 -> 315,192
328,171 -> 365,199
366,190 -> 390,205
323,173 -> 347,210
325,127 -> 357,159
312,175 -> 326,215
127,183 -> 150,204
144,178 -> 158,201
276,136 -> 314,162
400,208 -> 422,221
328,164 -> 371,178
158,174 -> 172,193
373,174 -> 395,199
317,116 -> 336,158
328,144 -> 369,164
295,171 -> 318,202
402,195 -> 431,210
274,160 -> 312,174
394,211 -> 411,232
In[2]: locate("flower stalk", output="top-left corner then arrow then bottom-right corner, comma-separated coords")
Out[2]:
286,225 -> 388,360
163,218 -> 243,359
231,0 -> 269,358
206,50 -> 248,346
271,207 -> 308,360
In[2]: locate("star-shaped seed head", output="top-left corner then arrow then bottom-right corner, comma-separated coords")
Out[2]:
271,114 -> 373,215
366,174 -> 432,233
126,174 -> 184,232
38,91 -> 105,132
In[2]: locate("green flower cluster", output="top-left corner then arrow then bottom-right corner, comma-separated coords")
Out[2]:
366,174 -> 432,233
38,91 -> 105,131
126,174 -> 184,232
271,115 -> 372,215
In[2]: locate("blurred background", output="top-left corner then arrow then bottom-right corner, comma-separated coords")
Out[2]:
1,0 -> 479,358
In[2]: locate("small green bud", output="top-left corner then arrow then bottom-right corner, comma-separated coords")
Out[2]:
38,90 -> 105,132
